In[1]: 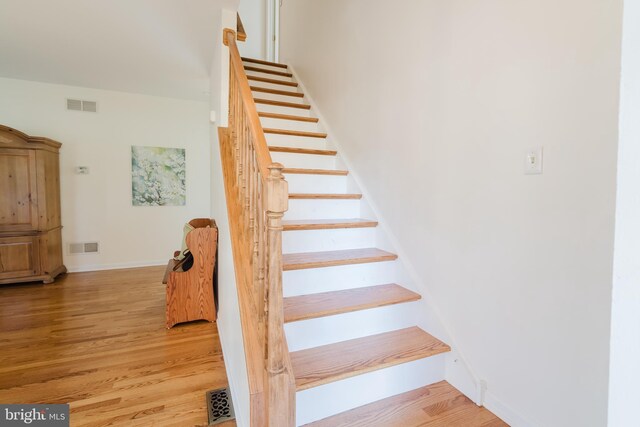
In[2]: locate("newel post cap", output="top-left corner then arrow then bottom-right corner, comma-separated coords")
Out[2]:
266,163 -> 288,213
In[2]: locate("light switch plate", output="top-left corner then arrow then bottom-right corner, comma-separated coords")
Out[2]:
76,166 -> 90,175
524,148 -> 543,175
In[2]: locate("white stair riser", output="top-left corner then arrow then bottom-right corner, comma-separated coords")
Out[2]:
285,301 -> 421,351
295,354 -> 446,426
283,227 -> 376,253
285,174 -> 348,194
257,104 -> 312,116
260,118 -> 320,133
251,90 -> 305,104
242,61 -> 288,74
283,260 -> 399,296
285,199 -> 361,221
270,151 -> 336,169
265,134 -> 329,150
245,69 -> 295,82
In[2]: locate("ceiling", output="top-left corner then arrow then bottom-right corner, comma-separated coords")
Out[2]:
0,0 -> 231,101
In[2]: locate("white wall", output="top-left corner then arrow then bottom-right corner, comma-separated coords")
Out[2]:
280,1 -> 622,425
609,1 -> 640,425
238,0 -> 267,60
0,77 -> 211,271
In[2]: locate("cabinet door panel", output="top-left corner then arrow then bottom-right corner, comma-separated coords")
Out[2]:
0,149 -> 39,231
0,236 -> 40,279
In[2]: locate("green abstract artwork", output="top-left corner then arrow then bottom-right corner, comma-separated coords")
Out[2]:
131,146 -> 186,206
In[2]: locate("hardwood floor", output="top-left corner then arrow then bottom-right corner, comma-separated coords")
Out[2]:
0,266 -> 234,427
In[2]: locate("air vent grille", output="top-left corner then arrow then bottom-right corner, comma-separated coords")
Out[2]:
206,387 -> 235,425
66,98 -> 98,112
82,100 -> 97,112
66,99 -> 82,111
69,242 -> 99,254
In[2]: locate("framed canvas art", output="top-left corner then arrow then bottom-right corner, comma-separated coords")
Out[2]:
131,146 -> 186,206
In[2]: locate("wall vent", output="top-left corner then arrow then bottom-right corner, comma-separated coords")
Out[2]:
69,242 -> 99,254
66,98 -> 98,112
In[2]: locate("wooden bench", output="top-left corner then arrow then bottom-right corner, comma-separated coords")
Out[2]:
163,218 -> 217,328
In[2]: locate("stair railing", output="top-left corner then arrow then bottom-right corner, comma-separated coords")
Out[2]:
218,28 -> 296,426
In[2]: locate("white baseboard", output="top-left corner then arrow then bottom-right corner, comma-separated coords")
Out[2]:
483,391 -> 538,427
66,260 -> 167,273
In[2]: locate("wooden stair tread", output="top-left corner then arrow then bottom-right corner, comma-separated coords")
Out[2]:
284,283 -> 420,323
264,128 -> 327,139
289,193 -> 362,200
248,75 -> 298,87
255,98 -> 311,110
241,56 -> 288,69
291,327 -> 450,390
283,168 -> 348,176
283,248 -> 396,271
303,380 -> 507,427
244,65 -> 293,78
269,146 -> 337,156
259,112 -> 319,123
251,86 -> 304,98
283,218 -> 377,231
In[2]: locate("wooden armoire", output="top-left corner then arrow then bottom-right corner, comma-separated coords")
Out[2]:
0,125 -> 66,285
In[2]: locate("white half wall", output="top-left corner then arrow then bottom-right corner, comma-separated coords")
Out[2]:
280,1 -> 622,426
209,5 -> 252,427
608,0 -> 640,425
0,77 -> 211,271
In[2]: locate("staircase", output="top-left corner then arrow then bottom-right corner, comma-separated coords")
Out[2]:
238,56 -> 504,426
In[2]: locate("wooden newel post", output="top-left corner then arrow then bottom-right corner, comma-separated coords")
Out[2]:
265,163 -> 294,426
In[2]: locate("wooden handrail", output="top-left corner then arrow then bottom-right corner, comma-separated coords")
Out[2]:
224,29 -> 273,180
237,13 -> 247,41
219,28 -> 295,427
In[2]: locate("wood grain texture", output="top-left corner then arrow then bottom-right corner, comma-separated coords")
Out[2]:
291,327 -> 450,390
0,149 -> 38,232
0,235 -> 38,279
269,146 -> 337,156
263,128 -> 327,139
165,226 -> 217,328
242,57 -> 288,69
283,248 -> 397,271
0,125 -> 65,285
255,98 -> 311,110
303,381 -> 507,427
282,218 -> 377,231
259,112 -> 319,123
284,283 -> 420,323
0,266 -> 235,427
283,168 -> 348,176
251,86 -> 304,98
236,13 -> 246,41
225,31 -> 273,178
248,75 -> 298,87
225,29 -> 298,425
218,128 -> 268,426
288,193 -> 362,200
244,65 -> 293,78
